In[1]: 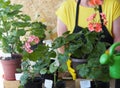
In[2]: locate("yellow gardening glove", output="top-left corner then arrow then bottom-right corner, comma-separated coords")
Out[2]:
67,59 -> 76,80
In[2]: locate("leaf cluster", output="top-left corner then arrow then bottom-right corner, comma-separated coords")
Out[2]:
52,27 -> 110,81
19,43 -> 58,87
0,0 -> 28,54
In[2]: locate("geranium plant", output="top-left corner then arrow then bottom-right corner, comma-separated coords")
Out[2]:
19,28 -> 58,88
52,0 -> 110,81
0,0 -> 30,58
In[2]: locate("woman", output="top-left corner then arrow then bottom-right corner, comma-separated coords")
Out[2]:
56,0 -> 120,52
56,0 -> 120,87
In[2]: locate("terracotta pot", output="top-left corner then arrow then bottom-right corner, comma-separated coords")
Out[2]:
1,58 -> 21,80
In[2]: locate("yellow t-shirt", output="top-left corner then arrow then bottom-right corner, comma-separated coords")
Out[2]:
56,0 -> 120,36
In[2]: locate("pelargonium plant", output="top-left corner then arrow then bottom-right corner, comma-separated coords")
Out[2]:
52,0 -> 110,81
20,31 -> 58,72
19,23 -> 58,88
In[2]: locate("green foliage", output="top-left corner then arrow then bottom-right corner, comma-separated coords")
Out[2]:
0,0 -> 46,58
0,0 -> 30,55
52,27 -> 110,81
20,47 -> 57,86
19,39 -> 58,86
30,22 -> 46,38
0,0 -> 59,87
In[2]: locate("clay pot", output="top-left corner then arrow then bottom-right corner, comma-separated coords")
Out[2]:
0,55 -> 21,80
71,58 -> 87,78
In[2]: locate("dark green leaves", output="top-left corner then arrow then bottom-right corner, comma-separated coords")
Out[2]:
52,36 -> 66,49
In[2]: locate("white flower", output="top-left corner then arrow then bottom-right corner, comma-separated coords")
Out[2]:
25,31 -> 31,36
19,36 -> 26,43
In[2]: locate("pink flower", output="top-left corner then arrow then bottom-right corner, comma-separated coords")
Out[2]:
27,35 -> 36,42
88,23 -> 102,32
100,13 -> 107,25
25,42 -> 31,49
88,0 -> 103,6
103,19 -> 108,25
23,35 -> 40,53
87,13 -> 97,21
100,13 -> 106,19
34,37 -> 40,44
27,35 -> 40,44
23,42 -> 33,53
88,23 -> 95,31
24,47 -> 33,53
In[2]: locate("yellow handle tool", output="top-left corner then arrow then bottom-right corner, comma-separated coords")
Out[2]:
67,59 -> 76,80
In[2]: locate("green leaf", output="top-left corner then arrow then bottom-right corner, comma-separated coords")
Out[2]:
17,29 -> 26,36
77,64 -> 89,78
58,63 -> 67,72
16,14 -> 31,22
81,41 -> 93,54
65,33 -> 77,42
58,53 -> 69,63
48,50 -> 56,58
11,4 -> 23,11
12,22 -> 30,27
20,72 -> 30,86
7,10 -> 20,17
49,62 -> 58,73
0,0 -> 10,8
52,37 -> 66,49
40,68 -> 47,74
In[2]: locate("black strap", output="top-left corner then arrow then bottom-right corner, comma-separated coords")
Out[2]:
98,5 -> 104,27
75,0 -> 81,27
98,5 -> 113,45
74,1 -> 113,45
98,5 -> 111,36
75,1 -> 105,27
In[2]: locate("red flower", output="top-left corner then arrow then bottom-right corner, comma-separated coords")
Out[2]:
88,22 -> 102,32
88,23 -> 95,31
94,23 -> 102,32
87,13 -> 97,21
88,0 -> 103,6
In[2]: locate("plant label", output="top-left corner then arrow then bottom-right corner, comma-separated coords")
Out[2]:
44,79 -> 53,88
80,80 -> 91,88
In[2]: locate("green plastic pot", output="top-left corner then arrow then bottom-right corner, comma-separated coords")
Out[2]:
100,42 -> 120,79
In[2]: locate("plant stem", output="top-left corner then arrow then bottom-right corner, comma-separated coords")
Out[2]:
54,72 -> 56,88
94,80 -> 98,88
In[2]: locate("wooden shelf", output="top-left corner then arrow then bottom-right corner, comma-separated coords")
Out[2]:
4,80 -> 20,88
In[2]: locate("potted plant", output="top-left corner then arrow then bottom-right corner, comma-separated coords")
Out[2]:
18,25 -> 59,88
19,57 -> 58,88
52,26 -> 110,79
0,0 -> 32,80
52,1 -> 111,87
